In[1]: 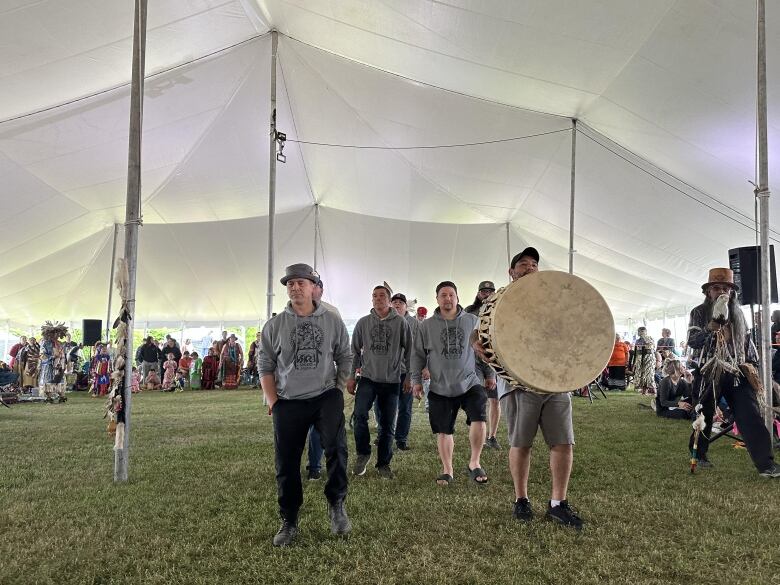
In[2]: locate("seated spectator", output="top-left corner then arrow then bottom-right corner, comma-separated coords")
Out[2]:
175,369 -> 187,392
0,361 -> 18,386
656,359 -> 694,419
656,328 -> 677,354
606,334 -> 629,390
144,369 -> 161,391
179,351 -> 193,388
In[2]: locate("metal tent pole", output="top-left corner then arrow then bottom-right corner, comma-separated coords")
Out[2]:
505,222 -> 511,269
756,0 -> 773,435
568,119 -> 577,275
313,203 -> 320,271
105,223 -> 119,342
3,321 -> 9,360
115,0 -> 147,483
266,30 -> 279,320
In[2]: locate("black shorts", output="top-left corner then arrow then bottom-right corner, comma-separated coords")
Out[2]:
428,385 -> 487,435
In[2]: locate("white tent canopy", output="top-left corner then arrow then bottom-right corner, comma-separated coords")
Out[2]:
1,1 -> 778,328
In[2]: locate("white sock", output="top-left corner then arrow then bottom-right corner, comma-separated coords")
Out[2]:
550,499 -> 562,508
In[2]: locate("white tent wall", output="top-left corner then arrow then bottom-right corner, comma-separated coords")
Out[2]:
1,2 -> 778,328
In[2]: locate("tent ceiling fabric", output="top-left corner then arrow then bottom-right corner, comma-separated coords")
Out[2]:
1,0 -> 778,326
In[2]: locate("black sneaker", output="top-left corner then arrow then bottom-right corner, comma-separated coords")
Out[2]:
487,436 -> 501,450
328,500 -> 352,536
307,468 -> 322,481
545,500 -> 583,530
512,498 -> 533,522
697,458 -> 714,469
396,442 -> 410,451
272,519 -> 298,546
377,465 -> 394,479
759,463 -> 780,478
353,453 -> 371,476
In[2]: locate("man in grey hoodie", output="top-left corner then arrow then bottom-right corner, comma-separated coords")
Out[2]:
348,285 -> 412,479
259,263 -> 353,547
411,281 -> 494,486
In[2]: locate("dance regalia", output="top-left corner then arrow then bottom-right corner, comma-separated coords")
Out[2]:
201,355 -> 218,389
632,335 -> 656,391
39,339 -> 66,401
190,357 -> 202,390
92,353 -> 112,396
221,345 -> 241,389
21,343 -> 40,388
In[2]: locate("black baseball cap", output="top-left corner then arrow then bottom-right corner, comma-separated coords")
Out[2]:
391,293 -> 407,303
478,281 -> 495,292
510,247 -> 540,267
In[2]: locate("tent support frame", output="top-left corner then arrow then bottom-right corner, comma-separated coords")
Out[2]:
105,223 -> 119,342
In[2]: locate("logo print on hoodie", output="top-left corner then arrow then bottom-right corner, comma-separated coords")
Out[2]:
440,327 -> 464,359
369,323 -> 392,355
289,321 -> 324,370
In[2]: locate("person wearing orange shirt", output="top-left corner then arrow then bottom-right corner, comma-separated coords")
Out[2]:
606,334 -> 630,390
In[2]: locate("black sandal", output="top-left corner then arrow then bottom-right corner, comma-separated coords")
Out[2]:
436,473 -> 453,486
467,466 -> 488,485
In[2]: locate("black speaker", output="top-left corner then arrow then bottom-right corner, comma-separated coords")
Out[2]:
82,319 -> 103,346
728,246 -> 778,306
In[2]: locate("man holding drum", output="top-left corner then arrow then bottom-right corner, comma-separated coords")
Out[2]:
411,281 -> 495,486
472,247 -> 583,529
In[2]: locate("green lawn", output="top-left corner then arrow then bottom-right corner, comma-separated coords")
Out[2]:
1,389 -> 778,585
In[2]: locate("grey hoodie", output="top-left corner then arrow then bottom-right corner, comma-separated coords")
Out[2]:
351,308 -> 411,383
259,301 -> 352,400
410,306 -> 493,397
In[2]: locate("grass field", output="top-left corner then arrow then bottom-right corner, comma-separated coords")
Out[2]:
1,389 -> 779,585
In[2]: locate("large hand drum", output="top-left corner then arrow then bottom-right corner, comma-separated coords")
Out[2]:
478,271 -> 615,393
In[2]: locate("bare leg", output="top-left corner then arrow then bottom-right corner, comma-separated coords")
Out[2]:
468,421 -> 486,475
488,398 -> 501,439
509,446 -> 532,499
550,444 -> 573,501
436,433 -> 454,484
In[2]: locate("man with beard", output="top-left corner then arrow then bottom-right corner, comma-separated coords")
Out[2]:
472,247 -> 583,529
411,281 -> 493,486
260,263 -> 353,546
687,268 -> 779,477
465,281 -> 502,450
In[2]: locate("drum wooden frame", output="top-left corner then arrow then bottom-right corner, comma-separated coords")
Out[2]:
478,271 -> 615,393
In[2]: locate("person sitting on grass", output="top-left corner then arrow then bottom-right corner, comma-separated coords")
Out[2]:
175,369 -> 187,392
655,359 -> 694,419
144,368 -> 161,391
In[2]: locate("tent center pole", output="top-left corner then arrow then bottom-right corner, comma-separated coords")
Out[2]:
568,119 -> 577,275
115,0 -> 147,483
266,30 -> 279,320
756,0 -> 773,436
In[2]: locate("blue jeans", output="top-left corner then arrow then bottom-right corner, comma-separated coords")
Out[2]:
355,378 -> 399,467
395,374 -> 413,446
306,425 -> 323,472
